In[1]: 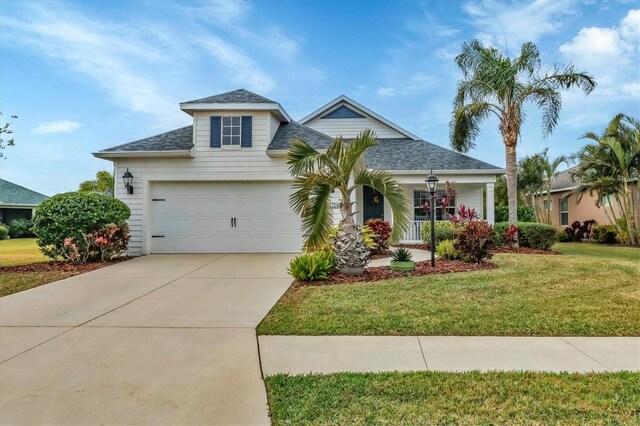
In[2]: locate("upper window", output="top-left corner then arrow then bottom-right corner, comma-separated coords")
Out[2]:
222,116 -> 241,146
560,198 -> 569,226
413,190 -> 455,221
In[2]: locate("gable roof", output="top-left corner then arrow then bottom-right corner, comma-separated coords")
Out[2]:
182,88 -> 276,104
0,179 -> 49,206
267,121 -> 333,151
551,166 -> 580,192
94,126 -> 194,158
299,95 -> 420,140
365,139 -> 503,172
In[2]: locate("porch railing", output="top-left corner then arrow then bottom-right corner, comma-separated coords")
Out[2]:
402,220 -> 427,243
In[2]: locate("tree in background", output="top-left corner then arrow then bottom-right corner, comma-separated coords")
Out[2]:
517,152 -> 545,219
287,130 -> 410,274
538,148 -> 568,224
450,39 -> 595,246
572,114 -> 639,245
78,171 -> 115,194
0,112 -> 18,159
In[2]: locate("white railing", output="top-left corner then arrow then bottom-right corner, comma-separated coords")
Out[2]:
402,220 -> 427,243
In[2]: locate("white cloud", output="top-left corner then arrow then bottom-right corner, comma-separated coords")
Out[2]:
463,0 -> 578,46
376,87 -> 396,97
620,8 -> 640,41
31,120 -> 82,134
621,81 -> 640,98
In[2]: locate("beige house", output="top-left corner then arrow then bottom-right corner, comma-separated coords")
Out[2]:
536,166 -> 637,229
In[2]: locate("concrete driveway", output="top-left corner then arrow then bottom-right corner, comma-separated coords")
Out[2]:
0,254 -> 293,425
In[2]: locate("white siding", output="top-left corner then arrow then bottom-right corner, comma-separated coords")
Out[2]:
306,115 -> 405,139
269,113 -> 281,141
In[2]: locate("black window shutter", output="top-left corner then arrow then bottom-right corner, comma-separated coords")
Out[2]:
241,116 -> 252,147
210,116 -> 221,147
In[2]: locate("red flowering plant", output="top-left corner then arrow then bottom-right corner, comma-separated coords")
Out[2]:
503,224 -> 519,249
454,220 -> 494,263
449,204 -> 479,229
365,219 -> 392,252
61,223 -> 130,264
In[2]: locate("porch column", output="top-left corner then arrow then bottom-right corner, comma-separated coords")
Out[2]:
486,182 -> 495,224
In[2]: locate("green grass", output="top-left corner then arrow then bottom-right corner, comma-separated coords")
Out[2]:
0,238 -> 47,266
266,371 -> 640,425
258,243 -> 640,336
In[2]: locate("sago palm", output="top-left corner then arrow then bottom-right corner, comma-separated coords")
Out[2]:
287,130 -> 410,273
450,39 -> 596,243
572,114 -> 640,245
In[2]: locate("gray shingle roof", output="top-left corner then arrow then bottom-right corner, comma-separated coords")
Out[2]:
267,121 -> 333,150
0,179 -> 49,206
100,126 -> 193,152
365,139 -> 502,171
183,89 -> 276,104
551,166 -> 580,191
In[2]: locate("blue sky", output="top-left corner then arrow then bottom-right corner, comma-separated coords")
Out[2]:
1,0 -> 638,196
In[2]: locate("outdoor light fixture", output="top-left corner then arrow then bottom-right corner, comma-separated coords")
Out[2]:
122,169 -> 134,195
425,170 -> 439,267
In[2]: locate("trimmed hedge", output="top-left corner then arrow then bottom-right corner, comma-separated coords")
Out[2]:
494,222 -> 558,250
495,205 -> 536,223
590,225 -> 617,244
421,221 -> 458,246
33,192 -> 131,259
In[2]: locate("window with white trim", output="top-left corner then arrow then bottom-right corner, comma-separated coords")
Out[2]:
222,116 -> 241,146
413,190 -> 455,221
560,198 -> 569,226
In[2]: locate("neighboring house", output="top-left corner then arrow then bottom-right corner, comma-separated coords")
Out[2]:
94,89 -> 504,255
535,165 -> 638,228
0,179 -> 49,224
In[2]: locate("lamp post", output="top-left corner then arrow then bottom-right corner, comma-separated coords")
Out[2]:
122,169 -> 134,195
425,170 -> 439,267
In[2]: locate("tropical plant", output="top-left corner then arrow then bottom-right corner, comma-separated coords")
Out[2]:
365,219 -> 392,252
590,225 -> 617,244
536,148 -> 568,224
78,170 -> 115,194
8,218 -> 35,238
503,224 -> 519,249
287,130 -> 410,274
454,221 -> 494,263
391,247 -> 413,262
572,114 -> 640,245
61,223 -> 130,264
450,39 -> 596,246
0,225 -> 9,240
435,240 -> 463,260
420,220 -> 458,246
564,219 -> 597,242
288,250 -> 336,281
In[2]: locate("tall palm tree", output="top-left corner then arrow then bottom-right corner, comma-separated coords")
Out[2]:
538,148 -> 568,224
572,114 -> 640,245
450,40 -> 596,244
287,130 -> 410,274
78,170 -> 115,194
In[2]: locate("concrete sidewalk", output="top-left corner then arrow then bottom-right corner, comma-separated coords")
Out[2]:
259,335 -> 640,375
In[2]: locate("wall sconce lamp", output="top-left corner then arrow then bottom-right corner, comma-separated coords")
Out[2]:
122,169 -> 134,195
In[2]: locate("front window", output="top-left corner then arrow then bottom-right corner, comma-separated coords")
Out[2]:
222,116 -> 241,146
560,198 -> 569,226
414,190 -> 455,221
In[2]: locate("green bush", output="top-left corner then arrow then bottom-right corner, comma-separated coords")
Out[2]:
495,205 -> 536,223
33,192 -> 130,260
8,218 -> 35,238
495,222 -> 558,250
590,225 -> 617,244
421,221 -> 458,246
436,240 -> 463,260
288,250 -> 336,281
0,225 -> 9,240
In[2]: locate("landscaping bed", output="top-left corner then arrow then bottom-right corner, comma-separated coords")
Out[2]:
296,259 -> 496,286
491,246 -> 562,255
0,258 -> 131,274
368,251 -> 392,260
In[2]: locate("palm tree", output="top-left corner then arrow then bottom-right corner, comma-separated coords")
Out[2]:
517,152 -> 545,220
538,148 -> 568,224
572,114 -> 640,245
450,40 -> 596,244
78,170 -> 115,194
287,130 -> 411,274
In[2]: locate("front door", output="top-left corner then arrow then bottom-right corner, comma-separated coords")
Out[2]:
363,186 -> 384,223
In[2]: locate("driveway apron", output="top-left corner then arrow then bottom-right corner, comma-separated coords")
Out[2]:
0,254 -> 293,425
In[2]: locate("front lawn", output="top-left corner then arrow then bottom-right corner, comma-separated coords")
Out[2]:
258,243 -> 640,336
266,371 -> 640,425
0,238 -> 47,266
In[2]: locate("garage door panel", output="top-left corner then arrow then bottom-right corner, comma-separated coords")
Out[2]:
150,182 -> 302,253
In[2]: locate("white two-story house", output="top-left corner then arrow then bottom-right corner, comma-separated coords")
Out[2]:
94,89 -> 503,255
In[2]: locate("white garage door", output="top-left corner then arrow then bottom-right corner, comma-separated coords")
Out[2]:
150,182 -> 302,253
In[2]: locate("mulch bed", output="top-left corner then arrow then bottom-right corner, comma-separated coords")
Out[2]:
491,247 -> 562,255
396,243 -> 430,251
369,250 -> 392,260
0,257 -> 133,274
296,259 -> 497,287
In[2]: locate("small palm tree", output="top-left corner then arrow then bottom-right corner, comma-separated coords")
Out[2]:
287,130 -> 411,273
78,170 -> 115,194
450,40 -> 596,244
517,152 -> 545,219
572,114 -> 640,245
537,148 -> 568,224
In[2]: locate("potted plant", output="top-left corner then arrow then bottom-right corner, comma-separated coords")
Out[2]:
389,248 -> 415,271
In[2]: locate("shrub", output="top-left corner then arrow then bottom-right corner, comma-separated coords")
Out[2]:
494,222 -> 558,250
313,225 -> 377,253
421,221 -> 458,246
33,192 -> 130,260
590,225 -> 617,244
449,204 -> 479,228
564,220 -> 597,242
391,247 -> 413,262
558,231 -> 572,242
288,250 -> 336,281
0,225 -> 9,240
62,223 -> 130,264
8,218 -> 35,238
435,240 -> 463,260
365,219 -> 392,252
503,224 -> 519,249
454,221 -> 494,263
495,205 -> 536,223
